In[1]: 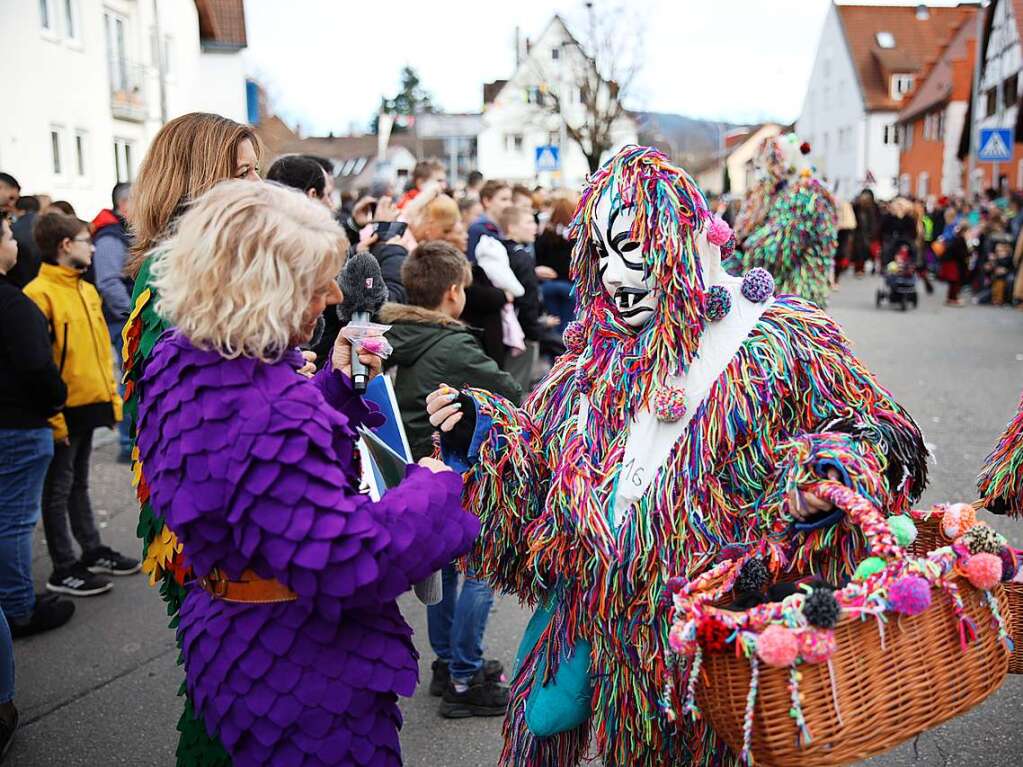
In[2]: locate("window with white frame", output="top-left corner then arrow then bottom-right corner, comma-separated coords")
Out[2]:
505,134 -> 523,152
62,0 -> 80,43
114,138 -> 134,182
899,173 -> 910,196
883,124 -> 900,145
105,11 -> 129,90
917,172 -> 928,199
890,74 -> 914,101
150,28 -> 175,76
74,131 -> 87,177
903,123 -> 913,149
1017,158 -> 1023,191
50,126 -> 65,175
39,0 -> 55,33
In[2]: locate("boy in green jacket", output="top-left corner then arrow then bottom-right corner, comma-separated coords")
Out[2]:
379,239 -> 521,719
379,240 -> 522,461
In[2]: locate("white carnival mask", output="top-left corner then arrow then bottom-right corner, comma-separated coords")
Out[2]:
594,193 -> 657,328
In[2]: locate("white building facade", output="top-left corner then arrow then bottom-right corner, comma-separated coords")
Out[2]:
797,3 -> 976,201
1,0 -> 249,216
477,16 -> 637,190
797,4 -> 895,200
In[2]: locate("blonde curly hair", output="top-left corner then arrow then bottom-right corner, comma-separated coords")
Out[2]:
151,180 -> 347,362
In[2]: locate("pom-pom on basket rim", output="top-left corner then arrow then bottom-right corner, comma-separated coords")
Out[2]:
669,484 -> 1011,766
692,581 -> 1009,766
910,501 -> 1023,674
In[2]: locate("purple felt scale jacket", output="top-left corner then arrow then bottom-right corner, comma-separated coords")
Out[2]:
136,332 -> 480,766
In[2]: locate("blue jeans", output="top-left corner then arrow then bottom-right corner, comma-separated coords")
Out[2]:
111,340 -> 131,455
540,280 -> 575,334
427,565 -> 494,683
0,609 -> 12,703
0,428 -> 54,620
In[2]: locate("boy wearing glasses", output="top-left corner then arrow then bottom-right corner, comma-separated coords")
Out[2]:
23,212 -> 138,598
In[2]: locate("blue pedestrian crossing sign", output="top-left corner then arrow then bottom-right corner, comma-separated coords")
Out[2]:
535,145 -> 560,172
978,128 -> 1013,162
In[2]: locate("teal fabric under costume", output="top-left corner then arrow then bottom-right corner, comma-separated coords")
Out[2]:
515,602 -> 593,737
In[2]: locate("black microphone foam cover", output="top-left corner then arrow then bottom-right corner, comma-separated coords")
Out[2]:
337,252 -> 388,323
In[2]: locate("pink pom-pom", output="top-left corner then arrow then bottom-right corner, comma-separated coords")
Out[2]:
965,553 -> 1003,590
756,625 -> 799,667
798,628 -> 836,664
668,623 -> 688,654
888,575 -> 932,616
706,215 -> 733,246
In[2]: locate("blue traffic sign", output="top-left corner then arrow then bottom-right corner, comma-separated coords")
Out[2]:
535,145 -> 560,172
978,128 -> 1013,162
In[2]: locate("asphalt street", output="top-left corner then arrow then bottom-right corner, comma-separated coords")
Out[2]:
8,275 -> 1023,766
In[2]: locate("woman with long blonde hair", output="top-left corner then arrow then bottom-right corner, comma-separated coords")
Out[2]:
122,112 -> 261,766
136,181 -> 476,765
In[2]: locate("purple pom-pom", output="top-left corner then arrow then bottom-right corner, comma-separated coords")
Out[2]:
741,268 -> 775,303
704,285 -> 732,322
563,321 -> 586,354
888,575 -> 931,616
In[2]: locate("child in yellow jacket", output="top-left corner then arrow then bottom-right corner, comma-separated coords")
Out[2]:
24,212 -> 138,597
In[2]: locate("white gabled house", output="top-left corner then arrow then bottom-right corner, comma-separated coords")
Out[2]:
797,2 -> 977,201
1,0 -> 251,216
477,15 -> 637,189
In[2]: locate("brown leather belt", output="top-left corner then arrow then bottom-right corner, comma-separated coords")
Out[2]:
198,568 -> 298,604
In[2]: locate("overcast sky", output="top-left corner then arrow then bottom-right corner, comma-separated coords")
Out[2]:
242,0 -> 971,136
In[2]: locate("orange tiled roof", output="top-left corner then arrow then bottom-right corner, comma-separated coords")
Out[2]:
898,17 -> 975,121
836,3 -> 978,111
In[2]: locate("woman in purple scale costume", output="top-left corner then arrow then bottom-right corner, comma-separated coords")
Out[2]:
134,181 -> 480,766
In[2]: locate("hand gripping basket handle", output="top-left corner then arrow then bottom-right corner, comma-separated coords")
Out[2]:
801,479 -> 905,561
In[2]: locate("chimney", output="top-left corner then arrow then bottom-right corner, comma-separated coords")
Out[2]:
916,4 -> 929,21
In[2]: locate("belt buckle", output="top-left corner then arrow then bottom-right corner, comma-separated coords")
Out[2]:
201,570 -> 229,599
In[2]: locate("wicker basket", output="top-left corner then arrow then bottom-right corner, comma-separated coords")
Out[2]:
696,582 -> 1010,766
671,486 -> 1012,766
910,505 -> 1023,675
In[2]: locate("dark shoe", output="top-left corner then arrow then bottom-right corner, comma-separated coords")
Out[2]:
0,703 -> 17,764
8,596 -> 75,638
81,545 -> 141,576
439,676 -> 509,718
429,659 -> 505,697
46,564 -> 112,597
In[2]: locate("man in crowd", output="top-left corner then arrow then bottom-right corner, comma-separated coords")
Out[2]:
467,180 -> 512,262
91,182 -> 134,463
0,174 -> 18,217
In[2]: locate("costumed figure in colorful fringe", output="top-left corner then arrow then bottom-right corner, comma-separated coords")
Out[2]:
978,389 -> 1023,516
731,133 -> 837,307
425,145 -> 928,767
132,182 -> 480,766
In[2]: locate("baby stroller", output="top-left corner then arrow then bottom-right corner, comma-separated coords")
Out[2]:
875,240 -> 919,311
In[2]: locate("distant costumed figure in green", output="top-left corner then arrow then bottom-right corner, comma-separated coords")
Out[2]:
731,133 -> 837,307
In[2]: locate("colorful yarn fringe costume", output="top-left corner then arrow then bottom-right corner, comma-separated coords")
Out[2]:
978,390 -> 1023,516
731,134 -> 837,308
133,332 -> 478,766
445,146 -> 928,767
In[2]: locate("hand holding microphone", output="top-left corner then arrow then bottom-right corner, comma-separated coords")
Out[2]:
335,252 -> 390,392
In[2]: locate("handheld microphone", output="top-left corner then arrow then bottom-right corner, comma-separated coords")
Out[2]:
337,252 -> 388,393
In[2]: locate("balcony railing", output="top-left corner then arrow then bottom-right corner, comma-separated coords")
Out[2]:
109,58 -> 147,123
